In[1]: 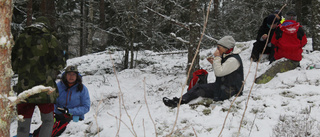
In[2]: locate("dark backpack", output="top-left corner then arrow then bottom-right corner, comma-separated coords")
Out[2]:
33,114 -> 72,137
187,69 -> 208,91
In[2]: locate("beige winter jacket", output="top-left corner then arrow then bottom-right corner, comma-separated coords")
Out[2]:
212,47 -> 241,77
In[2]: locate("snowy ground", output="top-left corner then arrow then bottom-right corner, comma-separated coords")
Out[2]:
11,38 -> 320,137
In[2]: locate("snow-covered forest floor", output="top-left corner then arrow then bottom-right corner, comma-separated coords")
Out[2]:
11,38 -> 320,137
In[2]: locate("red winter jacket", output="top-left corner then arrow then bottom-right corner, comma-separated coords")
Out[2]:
271,20 -> 307,61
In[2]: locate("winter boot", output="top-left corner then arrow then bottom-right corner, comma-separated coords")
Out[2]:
163,97 -> 185,108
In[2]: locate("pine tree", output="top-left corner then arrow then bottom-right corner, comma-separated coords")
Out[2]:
0,0 -> 14,135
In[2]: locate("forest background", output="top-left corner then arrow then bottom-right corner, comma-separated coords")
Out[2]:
11,0 -> 320,70
1,0 -> 320,136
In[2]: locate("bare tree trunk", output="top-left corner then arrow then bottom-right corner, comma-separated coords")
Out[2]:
124,48 -> 129,69
312,0 -> 320,51
213,0 -> 219,35
0,0 -> 14,136
88,0 -> 94,53
99,0 -> 105,29
46,0 -> 56,30
146,2 -> 154,50
130,40 -> 134,68
26,0 -> 32,26
40,0 -> 46,16
130,0 -> 138,69
80,0 -> 87,56
39,0 -> 56,30
80,0 -> 84,57
187,0 -> 200,82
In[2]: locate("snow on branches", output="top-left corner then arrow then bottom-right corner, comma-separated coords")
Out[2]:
10,85 -> 55,107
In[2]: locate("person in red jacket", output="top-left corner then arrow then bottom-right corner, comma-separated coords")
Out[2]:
255,11 -> 307,84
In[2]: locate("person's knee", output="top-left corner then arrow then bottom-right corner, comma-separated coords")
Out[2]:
41,112 -> 54,124
17,125 -> 28,132
17,118 -> 32,133
196,89 -> 206,97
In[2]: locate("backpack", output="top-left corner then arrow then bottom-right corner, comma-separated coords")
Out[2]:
187,69 -> 208,91
33,114 -> 72,137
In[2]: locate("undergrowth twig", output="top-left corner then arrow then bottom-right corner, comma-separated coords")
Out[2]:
168,0 -> 214,136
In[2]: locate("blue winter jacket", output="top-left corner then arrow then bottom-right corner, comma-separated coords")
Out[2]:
54,81 -> 90,120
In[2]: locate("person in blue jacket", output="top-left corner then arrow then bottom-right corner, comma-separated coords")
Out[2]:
32,65 -> 90,136
54,65 -> 90,134
55,65 -> 90,119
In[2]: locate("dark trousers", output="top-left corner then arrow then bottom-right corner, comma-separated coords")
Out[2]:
251,42 -> 275,61
182,83 -> 219,103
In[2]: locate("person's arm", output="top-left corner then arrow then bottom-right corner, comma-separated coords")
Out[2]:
301,34 -> 307,47
298,27 -> 307,47
212,57 -> 240,77
54,82 -> 64,114
11,34 -> 25,72
68,86 -> 90,116
256,26 -> 267,42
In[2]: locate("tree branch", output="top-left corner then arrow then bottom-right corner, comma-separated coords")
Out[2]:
170,33 -> 189,44
146,6 -> 218,42
10,85 -> 55,107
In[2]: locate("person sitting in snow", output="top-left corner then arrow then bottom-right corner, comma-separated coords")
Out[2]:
255,11 -> 307,84
163,36 -> 244,108
33,65 -> 91,136
250,14 -> 280,62
261,10 -> 284,29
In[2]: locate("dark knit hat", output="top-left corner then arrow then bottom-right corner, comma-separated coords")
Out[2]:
267,14 -> 280,25
286,11 -> 296,16
274,10 -> 282,17
285,11 -> 297,20
217,36 -> 235,49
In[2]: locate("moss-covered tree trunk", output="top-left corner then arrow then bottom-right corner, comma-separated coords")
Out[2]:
0,0 -> 14,136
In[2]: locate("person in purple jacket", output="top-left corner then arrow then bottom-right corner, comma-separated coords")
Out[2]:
54,65 -> 90,134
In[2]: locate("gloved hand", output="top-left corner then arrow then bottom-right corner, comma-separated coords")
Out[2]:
267,43 -> 272,47
57,107 -> 69,114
